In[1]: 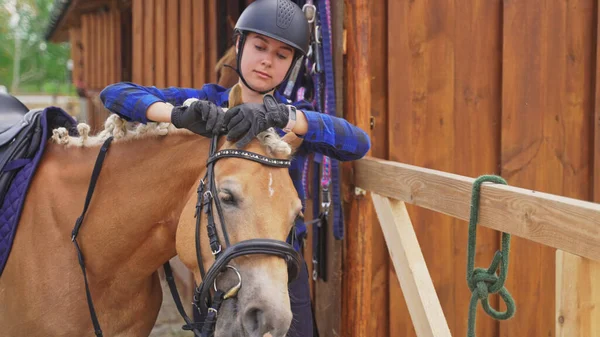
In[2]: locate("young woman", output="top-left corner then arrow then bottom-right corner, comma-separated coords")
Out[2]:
100,1 -> 370,336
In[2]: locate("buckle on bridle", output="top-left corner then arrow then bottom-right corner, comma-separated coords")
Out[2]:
212,244 -> 222,255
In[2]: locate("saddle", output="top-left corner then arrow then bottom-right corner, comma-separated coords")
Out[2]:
0,109 -> 45,208
0,103 -> 77,277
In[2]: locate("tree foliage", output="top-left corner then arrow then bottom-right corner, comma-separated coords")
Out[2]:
0,0 -> 72,93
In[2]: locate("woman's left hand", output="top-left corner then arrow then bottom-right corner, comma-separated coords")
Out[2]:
223,94 -> 289,148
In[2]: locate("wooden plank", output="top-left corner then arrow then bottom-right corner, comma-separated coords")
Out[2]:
596,0 -> 600,204
113,7 -> 122,82
372,194 -> 452,337
84,14 -> 92,89
106,10 -> 114,85
89,14 -> 96,89
502,0 -> 596,336
341,0 -> 373,336
556,251 -> 600,337
557,2 -> 600,336
96,14 -> 102,89
332,0 -> 344,118
95,14 -> 102,89
192,0 -> 207,87
166,0 -> 179,86
81,16 -> 89,87
355,157 -> 600,262
386,0 -> 457,335
154,0 -> 167,87
132,0 -> 144,83
207,0 -> 218,83
69,28 -> 82,85
453,1 -> 502,336
102,11 -> 109,87
87,14 -> 94,89
179,0 -> 193,87
143,0 -> 155,85
98,12 -> 103,87
368,0 -> 389,335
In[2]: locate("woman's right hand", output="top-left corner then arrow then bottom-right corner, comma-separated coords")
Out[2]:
170,100 -> 225,137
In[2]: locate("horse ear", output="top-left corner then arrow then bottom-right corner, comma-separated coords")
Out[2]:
228,83 -> 243,108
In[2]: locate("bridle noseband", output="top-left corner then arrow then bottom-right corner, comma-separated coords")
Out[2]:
164,135 -> 302,336
73,135 -> 302,337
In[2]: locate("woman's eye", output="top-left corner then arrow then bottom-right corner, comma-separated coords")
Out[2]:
254,45 -> 266,51
277,53 -> 288,60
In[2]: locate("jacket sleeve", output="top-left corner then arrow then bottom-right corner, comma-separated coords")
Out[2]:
296,108 -> 371,161
99,82 -> 208,123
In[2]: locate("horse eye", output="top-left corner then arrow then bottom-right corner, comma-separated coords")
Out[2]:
219,191 -> 235,205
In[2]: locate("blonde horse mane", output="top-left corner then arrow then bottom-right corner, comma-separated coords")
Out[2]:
51,103 -> 292,158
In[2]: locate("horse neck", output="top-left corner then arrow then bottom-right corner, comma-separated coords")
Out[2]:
41,132 -> 212,280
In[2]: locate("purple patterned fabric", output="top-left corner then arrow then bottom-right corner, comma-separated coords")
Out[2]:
0,107 -> 76,277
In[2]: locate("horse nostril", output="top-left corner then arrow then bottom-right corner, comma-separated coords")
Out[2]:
242,307 -> 269,335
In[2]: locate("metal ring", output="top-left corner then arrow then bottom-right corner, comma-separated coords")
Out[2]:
214,265 -> 242,300
302,4 -> 317,23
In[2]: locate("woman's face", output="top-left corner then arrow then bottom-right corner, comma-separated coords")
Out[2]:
238,33 -> 294,92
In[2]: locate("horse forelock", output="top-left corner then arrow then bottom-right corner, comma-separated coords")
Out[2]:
256,128 -> 293,159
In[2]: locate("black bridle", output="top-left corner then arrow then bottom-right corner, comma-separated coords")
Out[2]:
72,135 -> 301,337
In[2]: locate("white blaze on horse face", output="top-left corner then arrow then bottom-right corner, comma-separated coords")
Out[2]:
268,172 -> 275,197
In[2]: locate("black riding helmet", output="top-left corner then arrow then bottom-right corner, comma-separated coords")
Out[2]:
231,0 -> 310,94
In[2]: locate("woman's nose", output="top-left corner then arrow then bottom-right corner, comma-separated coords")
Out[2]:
261,57 -> 272,67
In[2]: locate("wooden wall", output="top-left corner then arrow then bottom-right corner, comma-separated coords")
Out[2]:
131,0 -> 219,88
73,0 -> 221,132
78,6 -> 123,91
342,0 -> 600,336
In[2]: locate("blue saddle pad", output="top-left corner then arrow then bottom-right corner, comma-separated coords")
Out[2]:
0,106 -> 77,277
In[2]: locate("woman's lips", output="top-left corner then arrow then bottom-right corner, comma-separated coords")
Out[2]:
254,70 -> 271,79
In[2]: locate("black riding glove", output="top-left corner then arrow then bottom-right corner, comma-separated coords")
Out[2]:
223,94 -> 289,149
171,100 -> 225,137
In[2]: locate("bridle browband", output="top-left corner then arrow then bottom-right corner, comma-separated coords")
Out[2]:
72,135 -> 301,337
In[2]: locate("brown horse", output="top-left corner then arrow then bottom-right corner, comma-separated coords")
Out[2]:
0,102 -> 302,336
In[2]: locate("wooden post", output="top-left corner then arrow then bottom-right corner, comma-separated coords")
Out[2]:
132,0 -> 144,83
371,194 -> 451,337
556,2 -> 600,336
341,1 -> 373,337
179,0 -> 193,87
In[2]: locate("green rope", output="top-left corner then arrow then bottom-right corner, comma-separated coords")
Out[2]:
466,175 -> 516,337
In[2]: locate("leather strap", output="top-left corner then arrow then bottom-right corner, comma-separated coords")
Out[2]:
71,136 -> 114,337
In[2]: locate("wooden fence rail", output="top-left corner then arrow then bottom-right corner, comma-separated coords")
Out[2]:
356,156 -> 600,336
355,157 -> 600,262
